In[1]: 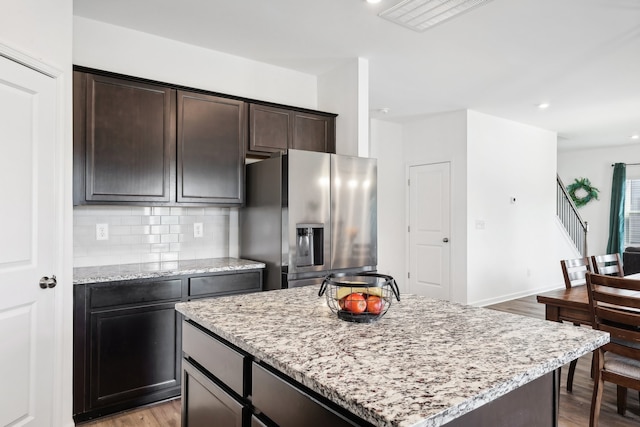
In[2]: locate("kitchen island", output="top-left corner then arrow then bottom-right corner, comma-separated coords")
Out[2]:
175,286 -> 608,427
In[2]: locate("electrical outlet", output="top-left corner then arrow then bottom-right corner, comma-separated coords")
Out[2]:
194,223 -> 203,238
96,223 -> 109,241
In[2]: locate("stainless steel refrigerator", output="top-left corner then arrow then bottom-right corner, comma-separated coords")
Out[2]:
240,149 -> 377,290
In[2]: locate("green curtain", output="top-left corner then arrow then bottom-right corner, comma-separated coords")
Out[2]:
606,163 -> 626,255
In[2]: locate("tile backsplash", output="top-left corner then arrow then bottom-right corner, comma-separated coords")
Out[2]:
74,206 -> 238,268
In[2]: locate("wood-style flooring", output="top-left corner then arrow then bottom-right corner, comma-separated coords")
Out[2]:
78,295 -> 640,427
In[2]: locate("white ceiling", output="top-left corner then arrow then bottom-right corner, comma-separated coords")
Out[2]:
74,0 -> 640,151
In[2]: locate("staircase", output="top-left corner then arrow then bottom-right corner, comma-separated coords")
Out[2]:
557,175 -> 588,256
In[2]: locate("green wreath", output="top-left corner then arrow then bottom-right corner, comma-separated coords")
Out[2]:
567,177 -> 599,208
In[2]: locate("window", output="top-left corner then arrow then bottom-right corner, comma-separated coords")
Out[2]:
625,179 -> 640,246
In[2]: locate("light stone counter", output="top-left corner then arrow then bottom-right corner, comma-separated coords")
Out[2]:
73,257 -> 265,285
175,285 -> 608,427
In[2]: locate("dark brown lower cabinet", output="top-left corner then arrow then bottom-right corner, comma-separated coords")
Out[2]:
73,278 -> 183,423
181,320 -> 372,427
73,269 -> 263,423
182,359 -> 247,427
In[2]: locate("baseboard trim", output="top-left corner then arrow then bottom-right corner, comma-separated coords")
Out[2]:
472,283 -> 565,308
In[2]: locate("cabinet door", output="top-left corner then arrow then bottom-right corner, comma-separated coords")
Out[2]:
88,302 -> 182,411
83,73 -> 175,203
249,104 -> 290,153
177,91 -> 245,205
291,112 -> 335,153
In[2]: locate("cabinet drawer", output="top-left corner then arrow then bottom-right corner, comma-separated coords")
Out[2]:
252,363 -> 361,427
89,279 -> 182,309
251,415 -> 271,427
182,321 -> 247,397
188,272 -> 261,297
182,359 -> 245,427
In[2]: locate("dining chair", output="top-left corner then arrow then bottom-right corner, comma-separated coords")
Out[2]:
591,253 -> 624,277
559,257 -> 592,392
585,272 -> 640,427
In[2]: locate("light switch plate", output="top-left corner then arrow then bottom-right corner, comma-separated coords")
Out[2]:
96,223 -> 109,240
194,223 -> 203,238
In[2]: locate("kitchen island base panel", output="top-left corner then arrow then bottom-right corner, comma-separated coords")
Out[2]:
443,370 -> 558,427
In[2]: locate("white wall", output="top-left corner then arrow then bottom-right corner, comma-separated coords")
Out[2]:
370,119 -> 406,289
318,58 -> 369,157
403,110 -> 469,303
1,1 -> 73,425
466,111 -> 561,305
73,16 -> 318,109
558,144 -> 640,255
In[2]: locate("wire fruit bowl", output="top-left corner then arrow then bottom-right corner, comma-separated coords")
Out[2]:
318,272 -> 400,323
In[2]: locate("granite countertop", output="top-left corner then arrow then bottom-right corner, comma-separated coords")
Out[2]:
73,257 -> 265,285
175,286 -> 608,427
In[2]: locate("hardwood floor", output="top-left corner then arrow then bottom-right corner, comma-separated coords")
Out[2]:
78,295 -> 640,427
78,399 -> 181,427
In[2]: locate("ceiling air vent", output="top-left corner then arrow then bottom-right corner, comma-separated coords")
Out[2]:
379,0 -> 493,32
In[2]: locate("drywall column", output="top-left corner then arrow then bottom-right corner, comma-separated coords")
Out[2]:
318,57 -> 369,157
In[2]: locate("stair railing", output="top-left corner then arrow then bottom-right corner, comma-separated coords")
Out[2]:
557,175 -> 588,256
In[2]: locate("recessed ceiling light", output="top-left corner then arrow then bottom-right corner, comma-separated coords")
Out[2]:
631,134 -> 639,140
537,103 -> 550,110
367,0 -> 382,4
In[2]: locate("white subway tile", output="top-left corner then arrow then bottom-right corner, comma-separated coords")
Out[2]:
139,253 -> 161,263
141,216 -> 161,225
110,225 -> 131,236
161,252 -> 178,262
118,235 -> 142,245
151,243 -> 170,253
129,207 -> 153,215
151,225 -> 170,235
186,208 -> 205,216
130,225 -> 151,235
73,205 -> 233,267
180,216 -> 196,225
152,207 -> 171,216
178,250 -> 196,260
161,216 -> 179,225
141,235 -> 161,244
161,234 -> 179,243
121,216 -> 142,225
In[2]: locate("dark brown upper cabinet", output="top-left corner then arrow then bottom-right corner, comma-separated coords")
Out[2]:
248,104 -> 336,156
74,70 -> 245,206
177,91 -> 245,205
248,104 -> 290,154
74,72 -> 175,204
73,67 -> 336,206
291,111 -> 335,153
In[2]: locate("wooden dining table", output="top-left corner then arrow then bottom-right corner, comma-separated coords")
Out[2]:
536,272 -> 640,324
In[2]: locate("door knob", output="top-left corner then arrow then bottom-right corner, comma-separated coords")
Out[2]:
442,238 -> 449,243
39,275 -> 57,289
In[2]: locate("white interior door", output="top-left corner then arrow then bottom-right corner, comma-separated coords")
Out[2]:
0,54 -> 57,426
409,162 -> 451,300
